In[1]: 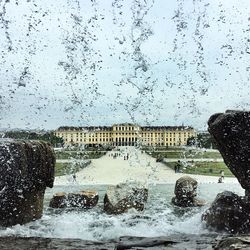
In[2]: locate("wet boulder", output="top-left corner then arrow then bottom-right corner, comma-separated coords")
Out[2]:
49,192 -> 67,208
215,236 -> 250,250
172,176 -> 205,207
49,191 -> 99,209
0,139 -> 55,227
69,191 -> 99,208
202,191 -> 250,233
104,182 -> 148,214
208,110 -> 250,193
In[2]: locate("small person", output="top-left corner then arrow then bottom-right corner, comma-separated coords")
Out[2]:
220,170 -> 225,180
218,177 -> 223,183
174,164 -> 177,173
175,160 -> 181,173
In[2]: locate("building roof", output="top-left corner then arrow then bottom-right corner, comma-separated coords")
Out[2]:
112,123 -> 138,127
57,126 -> 112,131
56,125 -> 194,131
141,126 -> 193,131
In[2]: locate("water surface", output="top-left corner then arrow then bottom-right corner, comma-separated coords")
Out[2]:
0,183 -> 244,241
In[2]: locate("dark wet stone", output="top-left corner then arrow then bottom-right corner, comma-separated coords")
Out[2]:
0,140 -> 55,227
49,191 -> 99,209
0,234 -> 219,250
208,110 -> 250,192
68,191 -> 99,208
214,236 -> 250,250
116,236 -> 180,249
115,234 -> 217,249
206,111 -> 250,233
172,176 -> 205,207
0,237 -> 115,250
104,182 -> 148,214
202,191 -> 250,233
49,192 -> 67,208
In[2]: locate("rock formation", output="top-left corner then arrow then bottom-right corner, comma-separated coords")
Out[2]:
208,110 -> 250,193
49,192 -> 67,208
214,235 -> 250,249
172,176 -> 205,207
49,191 -> 99,209
0,234 -> 221,249
104,182 -> 148,214
202,191 -> 250,233
204,110 -> 250,233
0,139 -> 55,227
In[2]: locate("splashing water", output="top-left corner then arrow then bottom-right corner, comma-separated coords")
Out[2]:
0,183 -> 243,240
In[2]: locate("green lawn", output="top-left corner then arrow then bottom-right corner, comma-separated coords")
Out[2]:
141,146 -> 186,151
55,150 -> 105,176
148,150 -> 222,159
165,161 -> 233,177
55,161 -> 90,176
55,151 -> 105,160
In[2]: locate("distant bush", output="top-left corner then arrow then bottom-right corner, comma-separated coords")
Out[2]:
187,133 -> 217,149
3,131 -> 63,147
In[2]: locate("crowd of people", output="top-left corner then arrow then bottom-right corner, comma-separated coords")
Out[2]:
108,149 -> 130,161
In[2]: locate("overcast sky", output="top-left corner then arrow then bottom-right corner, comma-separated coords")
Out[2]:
0,0 -> 249,131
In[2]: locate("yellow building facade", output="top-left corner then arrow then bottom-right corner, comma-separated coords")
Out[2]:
54,124 -> 196,147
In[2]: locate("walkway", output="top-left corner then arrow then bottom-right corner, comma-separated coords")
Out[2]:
54,147 -> 238,185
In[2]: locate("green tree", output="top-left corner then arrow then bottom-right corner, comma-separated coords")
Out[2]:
3,131 -> 63,147
187,133 -> 217,149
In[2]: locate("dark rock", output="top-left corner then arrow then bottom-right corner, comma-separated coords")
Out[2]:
116,236 -> 180,249
0,234 -> 219,250
172,176 -> 205,207
104,182 -> 148,214
117,234 -> 219,249
0,140 -> 55,227
208,110 -> 250,192
0,237 -> 116,250
206,111 -> 250,233
69,191 -> 99,208
49,192 -> 67,208
49,191 -> 99,209
215,236 -> 250,250
202,191 -> 250,233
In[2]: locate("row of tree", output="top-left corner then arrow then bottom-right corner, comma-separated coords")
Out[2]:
3,131 -> 63,147
187,132 -> 217,149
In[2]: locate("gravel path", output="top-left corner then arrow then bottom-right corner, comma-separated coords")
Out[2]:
54,147 -> 238,185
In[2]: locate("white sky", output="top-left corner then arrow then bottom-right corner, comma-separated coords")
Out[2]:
0,0 -> 250,130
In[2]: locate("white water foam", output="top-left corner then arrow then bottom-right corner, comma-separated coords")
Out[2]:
0,183 -> 244,240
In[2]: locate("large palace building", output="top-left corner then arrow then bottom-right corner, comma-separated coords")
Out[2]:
54,124 -> 196,147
